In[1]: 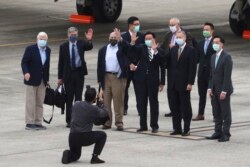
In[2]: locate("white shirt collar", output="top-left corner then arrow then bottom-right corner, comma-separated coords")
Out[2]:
179,42 -> 186,50
108,43 -> 118,48
205,36 -> 213,41
216,49 -> 223,57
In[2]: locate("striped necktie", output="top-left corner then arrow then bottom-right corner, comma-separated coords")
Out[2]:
148,48 -> 153,61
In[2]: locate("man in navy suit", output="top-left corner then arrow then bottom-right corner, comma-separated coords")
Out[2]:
97,29 -> 129,131
21,32 -> 50,130
121,16 -> 144,116
130,31 -> 166,133
161,17 -> 197,117
58,27 -> 93,128
206,35 -> 233,142
193,22 -> 216,121
167,31 -> 197,136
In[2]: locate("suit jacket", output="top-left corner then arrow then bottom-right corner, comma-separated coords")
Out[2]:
58,40 -> 93,83
167,44 -> 197,91
97,42 -> 129,89
132,45 -> 166,86
197,38 -> 216,79
121,31 -> 144,64
209,50 -> 233,94
21,44 -> 50,86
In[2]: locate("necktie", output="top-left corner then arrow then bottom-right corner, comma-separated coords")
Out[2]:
72,44 -> 76,69
204,39 -> 209,55
148,48 -> 153,61
178,47 -> 182,60
215,55 -> 219,68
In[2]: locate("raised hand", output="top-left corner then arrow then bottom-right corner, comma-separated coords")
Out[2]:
113,28 -> 121,40
152,39 -> 158,50
85,28 -> 93,41
131,32 -> 138,44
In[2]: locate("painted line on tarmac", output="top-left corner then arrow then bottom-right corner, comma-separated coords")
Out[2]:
123,121 -> 250,141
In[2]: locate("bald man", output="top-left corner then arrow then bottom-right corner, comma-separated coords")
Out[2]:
21,32 -> 51,130
97,30 -> 129,131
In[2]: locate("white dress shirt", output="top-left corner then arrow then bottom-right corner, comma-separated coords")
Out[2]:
38,46 -> 46,65
105,44 -> 120,73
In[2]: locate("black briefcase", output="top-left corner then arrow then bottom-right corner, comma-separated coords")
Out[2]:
44,85 -> 55,106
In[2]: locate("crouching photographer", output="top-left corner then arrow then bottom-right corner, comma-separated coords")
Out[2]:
61,86 -> 108,164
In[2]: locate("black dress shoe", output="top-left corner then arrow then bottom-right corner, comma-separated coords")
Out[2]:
164,113 -> 172,117
102,125 -> 111,130
61,150 -> 70,164
137,128 -> 148,132
117,126 -> 124,131
218,136 -> 230,142
206,133 -> 221,140
90,155 -> 105,164
123,109 -> 127,116
152,129 -> 158,133
182,131 -> 190,136
170,131 -> 182,135
66,123 -> 71,128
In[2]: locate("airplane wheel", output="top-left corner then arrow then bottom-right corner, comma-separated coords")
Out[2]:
229,2 -> 247,36
93,0 -> 122,22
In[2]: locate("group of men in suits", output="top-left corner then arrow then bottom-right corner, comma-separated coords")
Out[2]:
21,16 -> 233,142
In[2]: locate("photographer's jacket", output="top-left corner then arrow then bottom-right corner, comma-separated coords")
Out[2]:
70,101 -> 108,133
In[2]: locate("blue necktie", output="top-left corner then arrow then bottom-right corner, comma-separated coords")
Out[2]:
204,39 -> 209,55
215,55 -> 219,68
72,44 -> 76,69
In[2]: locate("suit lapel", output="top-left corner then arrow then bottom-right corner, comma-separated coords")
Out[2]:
35,45 -> 43,66
66,42 -> 71,64
215,51 -> 224,71
177,45 -> 186,62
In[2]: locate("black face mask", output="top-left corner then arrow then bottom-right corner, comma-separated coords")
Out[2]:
110,40 -> 118,46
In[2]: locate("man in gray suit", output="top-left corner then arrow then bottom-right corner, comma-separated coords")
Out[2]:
160,17 -> 197,117
206,35 -> 233,142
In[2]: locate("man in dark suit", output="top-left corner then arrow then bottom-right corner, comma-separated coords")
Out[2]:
58,27 -> 93,128
130,32 -> 166,133
160,17 -> 197,117
167,31 -> 197,136
97,29 -> 129,131
21,32 -> 50,130
193,22 -> 216,121
121,16 -> 144,116
206,35 -> 233,142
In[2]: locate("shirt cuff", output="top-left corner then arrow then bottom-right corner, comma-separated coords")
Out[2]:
221,91 -> 227,95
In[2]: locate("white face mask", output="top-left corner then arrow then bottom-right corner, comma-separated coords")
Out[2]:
169,26 -> 177,33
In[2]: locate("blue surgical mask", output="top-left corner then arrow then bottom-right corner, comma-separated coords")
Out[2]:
69,34 -> 77,43
145,40 -> 152,47
134,25 -> 140,33
212,43 -> 220,52
176,38 -> 185,46
38,39 -> 47,48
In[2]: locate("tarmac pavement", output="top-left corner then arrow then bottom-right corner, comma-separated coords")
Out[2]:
0,0 -> 250,166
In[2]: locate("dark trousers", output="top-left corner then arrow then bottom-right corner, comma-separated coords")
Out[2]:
64,69 -> 84,124
212,92 -> 232,137
168,88 -> 193,133
124,71 -> 139,114
66,131 -> 107,163
134,77 -> 159,129
197,74 -> 209,115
